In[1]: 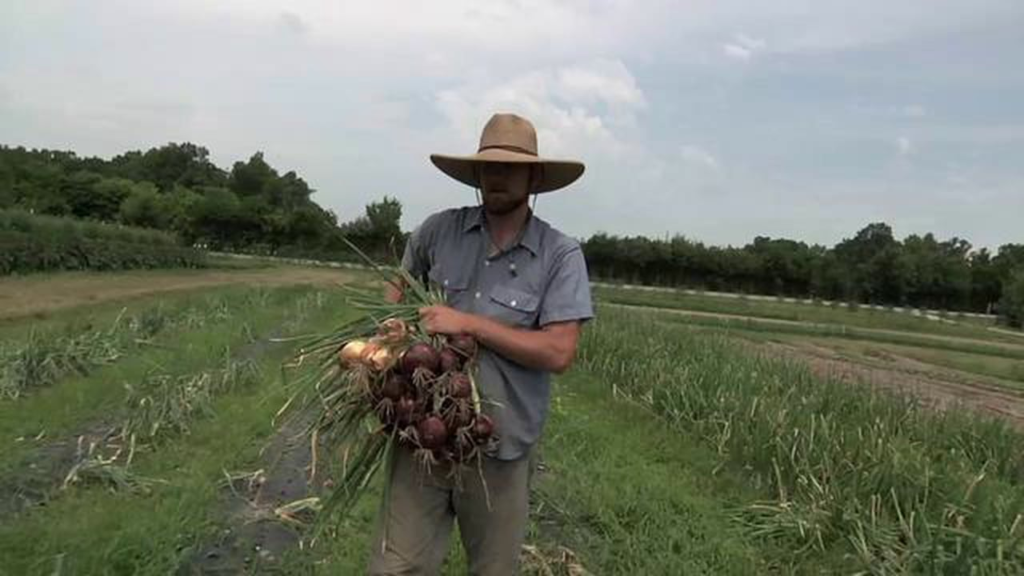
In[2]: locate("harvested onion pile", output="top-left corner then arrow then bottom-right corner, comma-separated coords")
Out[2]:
277,265 -> 495,530
337,323 -> 494,461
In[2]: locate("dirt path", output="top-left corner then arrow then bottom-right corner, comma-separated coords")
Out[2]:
179,410 -> 319,575
0,267 -> 352,321
760,339 -> 1024,430
605,302 -> 1024,354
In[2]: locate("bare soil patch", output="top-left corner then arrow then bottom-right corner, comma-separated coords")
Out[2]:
179,411 -> 320,575
761,339 -> 1024,430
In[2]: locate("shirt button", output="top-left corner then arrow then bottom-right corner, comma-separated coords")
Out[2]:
443,279 -> 449,286
474,292 -> 481,299
484,261 -> 490,267
510,300 -> 517,307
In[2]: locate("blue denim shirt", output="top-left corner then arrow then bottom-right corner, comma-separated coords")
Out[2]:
402,205 -> 594,460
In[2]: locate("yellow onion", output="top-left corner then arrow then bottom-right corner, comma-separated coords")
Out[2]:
338,340 -> 369,366
364,344 -> 394,371
376,318 -> 410,344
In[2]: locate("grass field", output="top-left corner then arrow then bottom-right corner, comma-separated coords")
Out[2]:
594,284 -> 1016,344
1,270 -> 1022,574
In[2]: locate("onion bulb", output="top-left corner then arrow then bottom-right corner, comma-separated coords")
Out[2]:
417,416 -> 448,450
401,342 -> 441,377
338,340 -> 369,366
439,348 -> 461,373
472,415 -> 494,441
448,372 -> 472,399
447,333 -> 477,358
364,343 -> 393,371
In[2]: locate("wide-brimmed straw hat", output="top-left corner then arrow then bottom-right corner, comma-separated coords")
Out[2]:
430,113 -> 585,193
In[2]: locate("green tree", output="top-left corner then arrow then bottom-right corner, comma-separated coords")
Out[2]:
998,269 -> 1024,328
340,196 -> 404,260
229,152 -> 277,197
85,177 -> 136,221
119,182 -> 171,229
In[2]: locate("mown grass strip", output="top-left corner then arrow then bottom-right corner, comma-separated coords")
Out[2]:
594,285 -> 1019,345
606,302 -> 1024,361
580,306 -> 1024,573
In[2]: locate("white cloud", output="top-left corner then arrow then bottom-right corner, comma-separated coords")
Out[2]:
433,60 -> 646,159
556,60 -> 646,109
897,136 -> 914,155
723,32 -> 766,60
681,145 -> 720,170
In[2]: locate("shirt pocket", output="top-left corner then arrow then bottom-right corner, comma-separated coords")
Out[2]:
428,266 -> 471,309
487,285 -> 540,328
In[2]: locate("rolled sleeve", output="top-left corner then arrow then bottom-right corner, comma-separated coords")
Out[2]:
539,244 -> 594,326
401,212 -> 445,279
400,228 -> 427,278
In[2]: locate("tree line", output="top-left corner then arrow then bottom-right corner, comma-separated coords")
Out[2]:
0,143 -> 403,260
583,223 -> 1024,323
1,142 -> 1021,325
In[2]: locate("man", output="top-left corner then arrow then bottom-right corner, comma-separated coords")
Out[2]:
369,113 -> 594,575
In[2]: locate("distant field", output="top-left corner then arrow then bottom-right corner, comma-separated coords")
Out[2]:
594,283 -> 1024,429
0,265 -> 354,322
594,284 -> 1014,343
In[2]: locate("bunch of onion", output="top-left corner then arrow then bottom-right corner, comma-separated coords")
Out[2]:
276,253 -> 494,533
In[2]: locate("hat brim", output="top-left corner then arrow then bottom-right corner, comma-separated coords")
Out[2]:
430,148 -> 584,193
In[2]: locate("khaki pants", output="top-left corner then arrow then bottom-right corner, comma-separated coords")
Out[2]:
367,446 -> 532,576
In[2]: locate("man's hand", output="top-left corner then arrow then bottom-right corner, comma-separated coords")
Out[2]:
419,305 -> 581,374
419,305 -> 477,336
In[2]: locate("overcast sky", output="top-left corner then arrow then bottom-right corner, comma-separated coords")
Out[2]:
2,1 -> 1022,248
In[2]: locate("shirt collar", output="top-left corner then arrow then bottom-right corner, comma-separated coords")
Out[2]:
462,205 -> 540,256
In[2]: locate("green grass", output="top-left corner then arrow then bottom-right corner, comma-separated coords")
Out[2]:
580,306 -> 1024,573
678,324 -> 1024,393
637,304 -> 1024,362
0,286 -> 313,472
0,289 -> 350,575
0,287 -> 271,400
594,285 -> 1020,344
0,281 -> 249,338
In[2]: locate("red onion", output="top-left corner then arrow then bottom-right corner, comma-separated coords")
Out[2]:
417,416 -> 448,450
472,415 -> 494,441
380,373 -> 409,401
439,348 -> 461,373
448,372 -> 472,399
401,342 -> 441,377
395,396 -> 417,425
447,333 -> 477,358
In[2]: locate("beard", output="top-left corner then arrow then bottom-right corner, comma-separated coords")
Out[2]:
481,190 -> 529,215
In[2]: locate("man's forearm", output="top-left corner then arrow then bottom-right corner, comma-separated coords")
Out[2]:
465,314 -> 578,374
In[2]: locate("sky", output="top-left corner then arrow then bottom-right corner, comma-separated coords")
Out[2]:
2,1 -> 1023,249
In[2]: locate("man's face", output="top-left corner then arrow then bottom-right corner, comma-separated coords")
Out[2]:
479,162 -> 533,215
